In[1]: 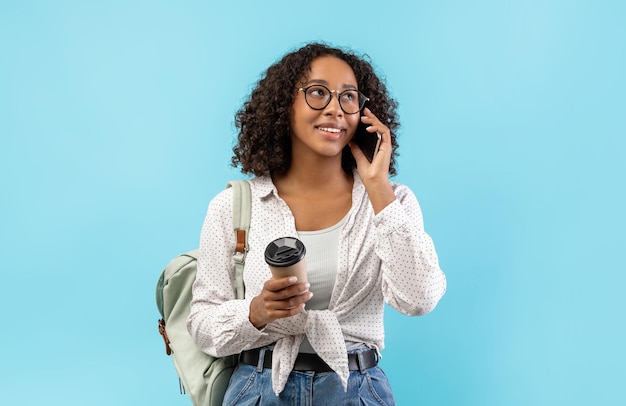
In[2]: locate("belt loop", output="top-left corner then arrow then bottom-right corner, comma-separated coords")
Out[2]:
357,350 -> 367,374
257,348 -> 268,372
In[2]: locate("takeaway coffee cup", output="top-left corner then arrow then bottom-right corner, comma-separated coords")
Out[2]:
264,237 -> 307,282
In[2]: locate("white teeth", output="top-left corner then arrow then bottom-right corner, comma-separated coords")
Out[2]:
319,127 -> 341,133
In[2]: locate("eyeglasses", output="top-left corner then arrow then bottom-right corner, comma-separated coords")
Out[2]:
297,85 -> 369,114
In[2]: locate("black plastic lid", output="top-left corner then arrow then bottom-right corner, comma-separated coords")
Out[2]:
264,237 -> 306,267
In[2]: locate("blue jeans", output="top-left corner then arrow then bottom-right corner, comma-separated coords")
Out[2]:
222,349 -> 396,405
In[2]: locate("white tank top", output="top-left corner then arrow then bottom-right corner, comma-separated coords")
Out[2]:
297,213 -> 364,353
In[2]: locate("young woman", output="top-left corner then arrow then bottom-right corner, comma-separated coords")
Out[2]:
188,42 -> 447,405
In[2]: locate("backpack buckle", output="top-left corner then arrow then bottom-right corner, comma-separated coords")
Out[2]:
233,249 -> 247,265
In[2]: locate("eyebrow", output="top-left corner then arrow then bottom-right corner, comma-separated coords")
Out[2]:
303,79 -> 358,90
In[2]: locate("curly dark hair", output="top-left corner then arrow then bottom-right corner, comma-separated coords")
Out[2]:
231,42 -> 400,177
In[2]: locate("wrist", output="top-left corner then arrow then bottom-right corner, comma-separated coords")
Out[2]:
249,297 -> 267,330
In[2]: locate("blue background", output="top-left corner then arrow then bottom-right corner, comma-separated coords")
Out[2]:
1,1 -> 624,405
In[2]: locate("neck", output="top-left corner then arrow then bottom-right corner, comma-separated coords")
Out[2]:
273,155 -> 352,195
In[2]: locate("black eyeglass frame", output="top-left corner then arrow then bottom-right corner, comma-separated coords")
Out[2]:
297,85 -> 369,114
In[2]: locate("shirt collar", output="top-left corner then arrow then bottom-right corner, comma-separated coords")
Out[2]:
250,175 -> 276,200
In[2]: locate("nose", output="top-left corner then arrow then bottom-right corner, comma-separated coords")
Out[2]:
323,92 -> 343,116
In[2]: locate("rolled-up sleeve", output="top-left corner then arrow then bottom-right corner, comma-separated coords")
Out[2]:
374,186 -> 447,316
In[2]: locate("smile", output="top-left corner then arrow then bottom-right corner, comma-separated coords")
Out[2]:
318,127 -> 342,133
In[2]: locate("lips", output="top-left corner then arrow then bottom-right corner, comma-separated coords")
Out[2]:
317,127 -> 345,141
318,127 -> 342,133
316,122 -> 345,139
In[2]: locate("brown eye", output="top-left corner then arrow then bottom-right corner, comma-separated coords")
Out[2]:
307,86 -> 328,99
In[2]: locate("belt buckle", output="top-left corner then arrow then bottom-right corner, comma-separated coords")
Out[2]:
356,349 -> 377,373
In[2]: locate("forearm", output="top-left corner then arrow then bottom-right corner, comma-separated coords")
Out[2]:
364,178 -> 396,215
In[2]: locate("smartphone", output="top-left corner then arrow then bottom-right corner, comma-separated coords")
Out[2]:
352,128 -> 381,163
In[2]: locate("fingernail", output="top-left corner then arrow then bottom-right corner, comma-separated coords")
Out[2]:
288,277 -> 297,283
307,292 -> 314,300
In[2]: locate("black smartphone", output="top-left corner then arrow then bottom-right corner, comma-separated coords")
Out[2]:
352,127 -> 381,163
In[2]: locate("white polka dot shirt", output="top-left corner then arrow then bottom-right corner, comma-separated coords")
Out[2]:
188,172 -> 447,394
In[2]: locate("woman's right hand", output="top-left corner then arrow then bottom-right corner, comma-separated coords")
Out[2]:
249,277 -> 313,329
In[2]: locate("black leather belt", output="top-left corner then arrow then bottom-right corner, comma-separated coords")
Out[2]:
239,348 -> 378,372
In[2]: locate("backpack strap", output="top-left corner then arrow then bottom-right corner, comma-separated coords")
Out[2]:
226,180 -> 251,300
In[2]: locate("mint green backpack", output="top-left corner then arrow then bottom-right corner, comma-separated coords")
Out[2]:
156,180 -> 251,406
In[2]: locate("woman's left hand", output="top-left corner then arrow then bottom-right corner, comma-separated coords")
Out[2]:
349,108 -> 396,214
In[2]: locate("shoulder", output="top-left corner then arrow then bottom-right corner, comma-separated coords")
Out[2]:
209,186 -> 234,210
208,175 -> 274,212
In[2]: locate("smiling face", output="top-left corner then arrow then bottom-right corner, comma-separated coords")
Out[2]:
289,56 -> 361,165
